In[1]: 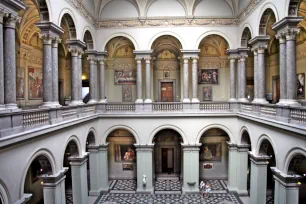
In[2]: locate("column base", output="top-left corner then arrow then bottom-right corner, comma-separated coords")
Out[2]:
229,98 -> 238,102
183,98 -> 191,103
89,190 -> 102,196
69,100 -> 84,106
237,189 -> 249,196
5,103 -> 21,111
87,99 -> 98,104
144,99 -> 152,103
135,99 -> 144,103
191,98 -> 200,103
238,98 -> 249,103
252,98 -> 269,104
136,188 -> 154,194
276,99 -> 289,106
52,102 -> 62,108
283,99 -> 301,107
98,99 -> 108,104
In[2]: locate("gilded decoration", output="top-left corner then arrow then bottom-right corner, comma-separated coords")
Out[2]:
199,35 -> 228,57
106,37 -> 135,59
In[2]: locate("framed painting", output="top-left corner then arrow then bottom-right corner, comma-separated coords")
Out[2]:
28,67 -> 43,99
203,87 -> 212,101
114,70 -> 136,85
297,73 -> 305,99
163,70 -> 170,79
16,67 -> 25,99
122,85 -> 132,102
200,143 -> 222,162
198,69 -> 219,84
122,163 -> 133,171
203,163 -> 214,170
114,144 -> 136,163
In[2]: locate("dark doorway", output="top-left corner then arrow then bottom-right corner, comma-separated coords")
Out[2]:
162,148 -> 174,173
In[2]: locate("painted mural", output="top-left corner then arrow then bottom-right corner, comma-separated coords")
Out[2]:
122,85 -> 132,102
28,67 -> 43,99
200,143 -> 222,162
115,144 -> 136,163
297,73 -> 305,99
114,70 -> 136,85
198,69 -> 219,84
16,67 -> 25,99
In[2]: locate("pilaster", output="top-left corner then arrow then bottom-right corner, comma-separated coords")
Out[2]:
227,143 -> 238,192
236,144 -> 251,195
99,144 -> 109,192
87,145 -> 102,196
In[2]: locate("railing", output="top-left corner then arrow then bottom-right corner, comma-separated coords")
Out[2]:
105,103 -> 136,112
241,104 -> 253,113
22,109 -> 50,128
260,105 -> 277,118
153,102 -> 183,111
291,107 -> 306,124
200,102 -> 230,111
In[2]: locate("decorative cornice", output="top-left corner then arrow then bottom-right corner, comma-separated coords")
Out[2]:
65,0 -> 96,26
237,0 -> 264,24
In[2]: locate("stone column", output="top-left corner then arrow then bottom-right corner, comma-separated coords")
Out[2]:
277,33 -> 287,105
257,47 -> 269,103
41,168 -> 68,204
3,15 -> 19,109
135,58 -> 143,103
87,145 -> 101,196
252,50 -> 258,102
135,145 -> 154,193
0,11 -> 5,109
99,145 -> 109,192
286,29 -> 300,106
182,144 -> 200,193
191,57 -> 199,103
237,58 -> 241,99
236,144 -> 250,195
238,49 -> 249,102
183,57 -> 190,103
87,51 -> 97,104
144,57 -> 152,103
249,153 -> 270,204
227,143 -> 238,192
69,154 -> 89,204
97,52 -> 107,103
271,167 -> 301,204
51,38 -> 61,107
69,48 -> 81,105
227,49 -> 238,102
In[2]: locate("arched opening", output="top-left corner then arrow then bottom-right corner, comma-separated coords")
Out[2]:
287,154 -> 306,203
197,35 -> 229,101
104,37 -> 136,102
63,140 -> 79,203
258,9 -> 277,103
106,129 -> 137,192
241,130 -> 252,194
258,139 -> 276,203
198,128 -> 230,190
86,131 -> 95,193
23,155 -> 53,204
152,129 -> 183,192
151,35 -> 183,102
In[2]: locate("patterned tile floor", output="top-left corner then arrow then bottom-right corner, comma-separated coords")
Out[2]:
109,180 -> 137,193
155,180 -> 181,192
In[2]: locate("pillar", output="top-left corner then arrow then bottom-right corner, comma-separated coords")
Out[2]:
52,38 -> 61,107
236,144 -> 250,195
87,51 -> 98,104
135,145 -> 154,193
42,168 -> 68,204
87,145 -> 101,196
237,58 -> 241,99
69,154 -> 89,204
77,51 -> 84,104
0,11 -> 5,109
276,33 -> 287,105
191,57 -> 199,103
182,144 -> 200,193
286,29 -> 300,106
144,57 -> 152,103
227,143 -> 238,192
99,144 -> 109,192
237,48 -> 249,102
135,58 -> 143,103
249,153 -> 270,204
271,167 -> 301,204
227,50 -> 238,102
3,15 -> 19,109
183,57 -> 190,103
69,48 -> 81,105
97,52 -> 107,103
252,50 -> 258,103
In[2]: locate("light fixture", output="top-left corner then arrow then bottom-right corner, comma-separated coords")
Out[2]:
82,75 -> 86,80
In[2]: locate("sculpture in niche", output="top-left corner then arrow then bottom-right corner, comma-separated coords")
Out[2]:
200,143 -> 222,162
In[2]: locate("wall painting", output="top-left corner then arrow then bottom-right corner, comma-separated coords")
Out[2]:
200,143 -> 222,162
28,67 -> 43,99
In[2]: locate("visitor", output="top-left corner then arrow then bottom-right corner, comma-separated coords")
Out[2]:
199,181 -> 205,198
204,183 -> 211,198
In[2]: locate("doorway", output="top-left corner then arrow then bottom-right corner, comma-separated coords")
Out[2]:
159,80 -> 175,102
162,148 -> 174,173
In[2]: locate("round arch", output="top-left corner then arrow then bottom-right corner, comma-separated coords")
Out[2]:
257,3 -> 280,35
195,124 -> 235,144
284,147 -> 306,174
85,127 -> 98,146
34,0 -> 53,22
195,30 -> 233,49
239,126 -> 253,144
19,149 -> 56,198
82,26 -> 96,50
149,125 -> 188,145
240,24 -> 253,47
62,135 -> 82,164
0,179 -> 10,204
255,134 -> 278,163
102,33 -> 139,51
148,31 -> 186,50
57,8 -> 78,39
102,125 -> 140,145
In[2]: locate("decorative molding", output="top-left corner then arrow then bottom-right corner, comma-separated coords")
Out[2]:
65,0 -> 96,25
237,0 -> 264,24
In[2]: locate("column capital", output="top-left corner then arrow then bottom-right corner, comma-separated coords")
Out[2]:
144,57 -> 152,63
276,32 -> 287,44
272,16 -> 303,34
36,22 -> 64,39
86,50 -> 97,62
96,51 -> 108,62
285,28 -> 300,41
182,143 -> 201,151
248,152 -> 271,165
41,168 -> 68,187
192,57 -> 198,63
135,57 -> 142,63
0,9 -> 7,24
271,167 -> 303,187
135,144 -> 154,151
67,39 -> 86,55
3,14 -> 19,28
39,33 -> 53,45
51,37 -> 61,48
181,49 -> 200,59
69,153 -> 89,166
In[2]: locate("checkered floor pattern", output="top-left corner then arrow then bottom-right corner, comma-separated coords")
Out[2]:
154,180 -> 182,192
95,193 -> 242,204
109,180 -> 137,192
266,195 -> 274,204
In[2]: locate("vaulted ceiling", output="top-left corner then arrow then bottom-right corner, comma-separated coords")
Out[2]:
79,0 -> 252,20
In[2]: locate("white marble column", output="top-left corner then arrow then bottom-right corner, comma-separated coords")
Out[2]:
135,58 -> 143,103
252,50 -> 258,103
3,15 -> 19,109
51,38 -> 61,107
228,53 -> 237,102
69,48 -> 82,106
42,168 -> 68,204
87,52 -> 98,104
77,51 -> 84,104
239,55 -> 248,102
0,12 -> 5,109
144,57 -> 152,103
183,57 -> 190,103
257,47 -> 269,104
286,29 -> 300,106
191,57 -> 199,103
237,58 -> 241,99
277,33 -> 287,105
98,60 -> 106,103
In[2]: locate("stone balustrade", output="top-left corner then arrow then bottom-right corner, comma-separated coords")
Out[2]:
0,102 -> 306,138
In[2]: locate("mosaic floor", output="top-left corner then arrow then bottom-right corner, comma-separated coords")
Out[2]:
155,180 -> 182,192
109,180 -> 137,193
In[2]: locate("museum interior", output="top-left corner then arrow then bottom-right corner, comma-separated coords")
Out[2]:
1,0 -> 306,204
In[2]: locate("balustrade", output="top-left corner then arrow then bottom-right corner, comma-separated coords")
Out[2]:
153,102 -> 183,111
291,107 -> 306,124
200,102 -> 230,111
22,109 -> 50,127
105,103 -> 136,112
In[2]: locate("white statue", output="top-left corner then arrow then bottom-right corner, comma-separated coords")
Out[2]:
143,175 -> 147,186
